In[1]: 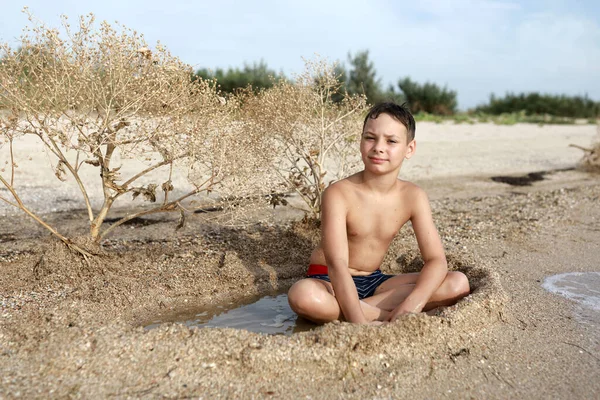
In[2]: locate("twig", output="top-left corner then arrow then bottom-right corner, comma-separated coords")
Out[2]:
569,144 -> 592,152
121,158 -> 174,188
163,162 -> 173,205
0,194 -> 19,208
98,187 -> 204,240
9,135 -> 15,186
491,370 -> 515,389
562,341 -> 600,362
47,136 -> 95,223
0,174 -> 94,260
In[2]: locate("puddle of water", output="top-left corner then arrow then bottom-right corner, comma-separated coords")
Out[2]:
490,168 -> 575,187
144,293 -> 317,335
542,272 -> 600,328
491,171 -> 547,186
542,272 -> 600,311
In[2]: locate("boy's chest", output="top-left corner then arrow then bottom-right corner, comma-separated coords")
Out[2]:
346,199 -> 409,240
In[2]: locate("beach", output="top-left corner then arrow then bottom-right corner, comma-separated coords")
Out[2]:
1,121 -> 599,399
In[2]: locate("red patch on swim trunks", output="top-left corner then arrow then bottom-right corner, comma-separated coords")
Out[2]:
307,264 -> 328,276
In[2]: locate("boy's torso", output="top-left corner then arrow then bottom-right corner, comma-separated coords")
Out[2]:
310,175 -> 415,274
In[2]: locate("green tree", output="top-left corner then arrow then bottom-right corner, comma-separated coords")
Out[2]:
327,62 -> 348,103
195,60 -> 282,93
382,84 -> 405,104
346,50 -> 384,104
475,92 -> 600,118
397,77 -> 457,115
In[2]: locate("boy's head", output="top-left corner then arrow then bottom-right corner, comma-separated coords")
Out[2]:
362,102 -> 416,143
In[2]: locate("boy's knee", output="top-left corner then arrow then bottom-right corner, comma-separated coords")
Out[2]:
287,280 -> 321,315
447,271 -> 470,299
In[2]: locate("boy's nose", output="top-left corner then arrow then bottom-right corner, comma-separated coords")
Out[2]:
373,141 -> 385,152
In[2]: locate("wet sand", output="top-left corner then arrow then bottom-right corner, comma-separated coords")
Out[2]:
1,122 -> 599,398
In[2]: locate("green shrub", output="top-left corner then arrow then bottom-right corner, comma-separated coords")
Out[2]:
475,92 -> 600,118
194,60 -> 283,93
396,77 -> 457,115
330,50 -> 386,105
414,112 -> 444,124
491,112 -> 522,125
452,114 -> 473,124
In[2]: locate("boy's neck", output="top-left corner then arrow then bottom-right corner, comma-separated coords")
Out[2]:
359,170 -> 401,193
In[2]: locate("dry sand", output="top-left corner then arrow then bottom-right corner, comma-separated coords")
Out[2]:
1,122 -> 599,399
1,121 -> 596,215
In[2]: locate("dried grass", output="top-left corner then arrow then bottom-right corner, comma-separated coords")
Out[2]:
238,56 -> 368,218
0,10 -> 271,245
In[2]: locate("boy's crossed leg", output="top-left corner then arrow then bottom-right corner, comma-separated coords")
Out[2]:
287,278 -> 388,324
288,271 -> 470,324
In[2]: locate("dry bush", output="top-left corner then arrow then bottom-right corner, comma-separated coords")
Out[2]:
570,123 -> 600,172
239,57 -> 368,219
581,142 -> 600,172
0,10 -> 269,252
588,142 -> 600,171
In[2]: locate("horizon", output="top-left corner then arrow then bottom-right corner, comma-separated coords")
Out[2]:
1,0 -> 599,110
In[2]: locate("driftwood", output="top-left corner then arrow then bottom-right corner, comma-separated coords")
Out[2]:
570,143 -> 600,172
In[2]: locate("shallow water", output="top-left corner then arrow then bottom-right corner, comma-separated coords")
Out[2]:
145,293 -> 318,335
542,272 -> 600,327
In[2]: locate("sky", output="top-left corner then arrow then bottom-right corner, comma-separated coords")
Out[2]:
1,0 -> 599,110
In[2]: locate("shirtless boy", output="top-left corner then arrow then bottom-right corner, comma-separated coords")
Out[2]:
288,102 -> 470,325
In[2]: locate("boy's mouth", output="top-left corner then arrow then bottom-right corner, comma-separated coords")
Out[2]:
369,157 -> 387,164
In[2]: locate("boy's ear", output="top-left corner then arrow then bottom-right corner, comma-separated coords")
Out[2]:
405,140 -> 416,159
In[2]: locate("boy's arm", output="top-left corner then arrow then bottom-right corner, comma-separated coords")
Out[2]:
390,187 -> 447,320
321,186 -> 368,324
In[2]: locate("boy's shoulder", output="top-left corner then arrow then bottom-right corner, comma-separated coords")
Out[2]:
325,175 -> 427,201
395,179 -> 431,206
322,177 -> 352,201
324,173 -> 364,198
396,179 -> 427,198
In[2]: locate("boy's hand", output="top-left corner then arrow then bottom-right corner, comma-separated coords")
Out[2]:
387,292 -> 427,322
387,305 -> 418,322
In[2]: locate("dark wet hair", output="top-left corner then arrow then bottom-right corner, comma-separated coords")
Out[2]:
362,102 -> 416,142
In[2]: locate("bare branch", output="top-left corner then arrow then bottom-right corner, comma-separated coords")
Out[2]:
0,174 -> 93,258
98,189 -> 200,240
163,162 -> 174,205
121,158 -> 175,188
47,136 -> 95,222
9,136 -> 15,186
0,193 -> 19,208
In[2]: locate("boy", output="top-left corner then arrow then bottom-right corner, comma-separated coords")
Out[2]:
288,102 -> 470,325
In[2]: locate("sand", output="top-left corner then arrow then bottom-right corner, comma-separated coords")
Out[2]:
1,121 -> 599,399
1,121 -> 596,215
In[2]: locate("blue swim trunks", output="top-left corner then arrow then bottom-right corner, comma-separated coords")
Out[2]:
307,264 -> 394,299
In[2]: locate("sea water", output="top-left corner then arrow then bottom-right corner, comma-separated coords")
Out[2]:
542,272 -> 600,327
145,293 -> 317,335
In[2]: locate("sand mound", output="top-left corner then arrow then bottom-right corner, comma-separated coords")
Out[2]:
0,219 -> 507,397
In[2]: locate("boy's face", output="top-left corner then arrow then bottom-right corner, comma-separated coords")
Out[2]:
360,113 -> 416,175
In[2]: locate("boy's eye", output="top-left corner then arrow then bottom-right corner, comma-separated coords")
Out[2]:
388,140 -> 397,144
